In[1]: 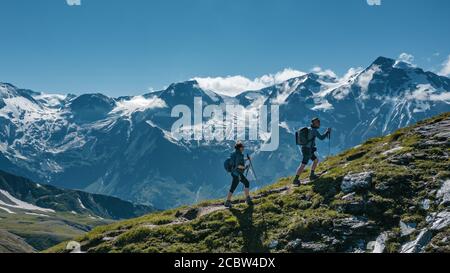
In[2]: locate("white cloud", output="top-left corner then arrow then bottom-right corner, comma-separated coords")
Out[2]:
112,96 -> 167,115
66,0 -> 81,6
358,65 -> 381,93
194,68 -> 306,96
394,53 -> 417,69
311,66 -> 338,79
439,55 -> 450,77
367,0 -> 381,6
398,53 -> 415,64
406,84 -> 450,102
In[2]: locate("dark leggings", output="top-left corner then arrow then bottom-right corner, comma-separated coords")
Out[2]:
229,173 -> 250,193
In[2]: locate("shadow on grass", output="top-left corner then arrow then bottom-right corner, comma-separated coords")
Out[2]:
230,204 -> 268,253
311,176 -> 341,203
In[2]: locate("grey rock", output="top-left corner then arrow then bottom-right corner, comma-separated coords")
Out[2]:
301,242 -> 328,252
401,229 -> 433,253
421,199 -> 431,210
175,208 -> 200,220
286,239 -> 302,250
436,180 -> 450,206
388,153 -> 414,165
372,232 -> 388,253
333,216 -> 374,237
341,172 -> 373,194
342,192 -> 356,200
400,221 -> 417,236
268,240 -> 279,249
430,211 -> 450,231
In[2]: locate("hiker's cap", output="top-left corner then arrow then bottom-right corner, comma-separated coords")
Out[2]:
311,117 -> 320,123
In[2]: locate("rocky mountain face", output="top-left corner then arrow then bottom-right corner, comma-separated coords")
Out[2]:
0,170 -> 154,252
47,113 -> 450,253
1,57 -> 449,209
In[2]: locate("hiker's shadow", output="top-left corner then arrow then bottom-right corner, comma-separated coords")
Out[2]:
230,204 -> 267,253
311,176 -> 341,203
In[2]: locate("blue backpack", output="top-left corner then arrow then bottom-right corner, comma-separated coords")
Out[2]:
223,156 -> 235,173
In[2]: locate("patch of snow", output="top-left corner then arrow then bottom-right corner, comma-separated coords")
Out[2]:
77,198 -> 87,210
0,206 -> 15,214
311,100 -> 334,111
25,212 -> 50,217
33,93 -> 68,108
0,190 -> 55,213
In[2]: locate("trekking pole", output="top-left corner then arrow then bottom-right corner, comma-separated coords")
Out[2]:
328,129 -> 332,157
247,154 -> 268,241
246,154 -> 259,185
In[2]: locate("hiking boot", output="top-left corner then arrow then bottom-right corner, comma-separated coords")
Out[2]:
309,174 -> 319,181
246,196 -> 253,205
293,179 -> 301,187
224,200 -> 233,208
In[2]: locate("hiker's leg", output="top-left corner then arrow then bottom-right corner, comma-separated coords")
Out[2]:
310,151 -> 319,177
244,187 -> 250,198
240,174 -> 250,198
296,163 -> 307,176
226,191 -> 233,201
311,159 -> 319,173
228,175 -> 240,200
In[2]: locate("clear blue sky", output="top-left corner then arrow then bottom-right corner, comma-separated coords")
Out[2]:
0,0 -> 449,96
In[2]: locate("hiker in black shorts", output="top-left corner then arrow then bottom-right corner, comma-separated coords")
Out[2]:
293,118 -> 331,186
224,142 -> 252,208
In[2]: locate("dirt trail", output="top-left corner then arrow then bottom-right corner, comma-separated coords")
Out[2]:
98,173 -> 325,245
138,174 -> 324,231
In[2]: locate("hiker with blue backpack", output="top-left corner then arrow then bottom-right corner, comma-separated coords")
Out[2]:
293,117 -> 331,186
223,142 -> 253,208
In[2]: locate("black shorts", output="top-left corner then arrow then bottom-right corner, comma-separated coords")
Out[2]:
229,172 -> 250,193
301,147 -> 318,164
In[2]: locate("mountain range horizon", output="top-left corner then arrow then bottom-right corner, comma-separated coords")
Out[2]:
1,55 -> 441,99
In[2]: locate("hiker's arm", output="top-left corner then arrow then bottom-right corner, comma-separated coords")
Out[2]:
317,129 -> 331,140
317,132 -> 327,140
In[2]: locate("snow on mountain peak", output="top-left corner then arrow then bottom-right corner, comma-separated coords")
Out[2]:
0,83 -> 19,99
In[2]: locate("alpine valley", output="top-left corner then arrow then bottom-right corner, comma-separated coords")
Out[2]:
1,56 -> 449,210
0,170 -> 154,252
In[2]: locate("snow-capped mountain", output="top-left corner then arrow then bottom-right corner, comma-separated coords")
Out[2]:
1,57 -> 449,208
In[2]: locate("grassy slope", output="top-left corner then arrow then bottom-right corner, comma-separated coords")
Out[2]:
0,229 -> 35,253
0,210 -> 113,252
47,112 -> 450,253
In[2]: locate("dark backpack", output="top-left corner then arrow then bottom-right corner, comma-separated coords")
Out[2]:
295,127 -> 311,146
224,157 -> 235,173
